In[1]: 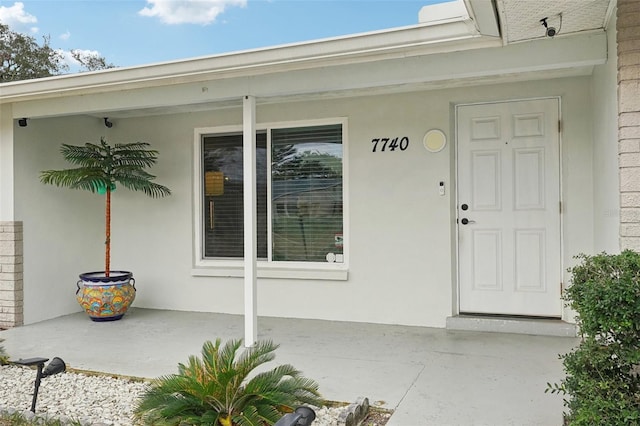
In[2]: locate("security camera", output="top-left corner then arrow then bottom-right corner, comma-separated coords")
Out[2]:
540,17 -> 557,38
546,26 -> 557,38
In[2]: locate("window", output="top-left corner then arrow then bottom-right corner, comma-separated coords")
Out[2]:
200,122 -> 344,267
202,132 -> 268,259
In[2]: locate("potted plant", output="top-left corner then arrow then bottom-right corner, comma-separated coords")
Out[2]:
41,137 -> 171,321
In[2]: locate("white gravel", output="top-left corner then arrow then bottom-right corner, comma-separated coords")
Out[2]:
0,365 -> 347,425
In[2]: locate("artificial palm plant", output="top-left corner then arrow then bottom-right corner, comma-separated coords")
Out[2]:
40,137 -> 171,277
134,338 -> 323,426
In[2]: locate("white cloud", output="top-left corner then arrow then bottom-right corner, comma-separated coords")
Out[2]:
0,2 -> 37,27
60,30 -> 71,41
58,48 -> 103,73
139,0 -> 246,25
58,49 -> 80,69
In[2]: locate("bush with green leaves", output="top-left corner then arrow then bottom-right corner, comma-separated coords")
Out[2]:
548,250 -> 640,425
0,338 -> 8,364
134,338 -> 323,426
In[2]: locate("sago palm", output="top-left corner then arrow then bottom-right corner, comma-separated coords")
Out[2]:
40,138 -> 171,276
133,339 -> 323,426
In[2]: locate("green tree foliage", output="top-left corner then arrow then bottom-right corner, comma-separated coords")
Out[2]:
548,250 -> 640,425
0,23 -> 66,82
134,339 -> 323,426
0,24 -> 114,82
71,49 -> 115,72
272,145 -> 342,180
0,338 -> 8,364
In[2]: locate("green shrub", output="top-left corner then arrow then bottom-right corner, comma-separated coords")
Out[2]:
0,338 -> 8,365
548,250 -> 640,425
134,338 -> 323,426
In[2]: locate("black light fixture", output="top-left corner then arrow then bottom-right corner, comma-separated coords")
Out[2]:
540,15 -> 561,38
13,357 -> 66,412
18,118 -> 28,127
274,407 -> 316,426
103,117 -> 113,128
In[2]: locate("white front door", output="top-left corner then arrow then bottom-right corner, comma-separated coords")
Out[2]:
457,99 -> 562,317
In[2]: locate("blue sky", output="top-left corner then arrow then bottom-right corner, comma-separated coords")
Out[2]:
0,0 -> 445,71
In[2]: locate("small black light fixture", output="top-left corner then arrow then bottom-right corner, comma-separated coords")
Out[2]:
274,406 -> 316,426
103,117 -> 113,128
540,16 -> 561,38
13,357 -> 66,412
18,118 -> 28,127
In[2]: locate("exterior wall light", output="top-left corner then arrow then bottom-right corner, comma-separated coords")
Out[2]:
540,15 -> 562,38
18,118 -> 28,127
104,117 -> 113,128
12,357 -> 66,412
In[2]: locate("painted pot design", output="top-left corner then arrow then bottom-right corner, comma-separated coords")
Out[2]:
76,271 -> 136,321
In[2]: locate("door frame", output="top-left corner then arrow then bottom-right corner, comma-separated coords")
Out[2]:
453,96 -> 565,319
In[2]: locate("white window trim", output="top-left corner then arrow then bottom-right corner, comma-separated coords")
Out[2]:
192,118 -> 349,281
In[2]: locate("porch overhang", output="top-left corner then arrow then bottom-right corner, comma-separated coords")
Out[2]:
1,22 -> 606,121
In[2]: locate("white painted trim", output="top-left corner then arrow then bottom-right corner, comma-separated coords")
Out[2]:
603,0 -> 617,31
0,19 -> 489,103
193,124 -> 246,269
453,96 -> 564,319
191,264 -> 348,281
243,96 -> 257,346
0,105 -> 15,221
193,117 -> 349,280
7,32 -> 604,121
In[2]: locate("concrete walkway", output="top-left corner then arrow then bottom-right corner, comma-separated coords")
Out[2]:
0,308 -> 578,425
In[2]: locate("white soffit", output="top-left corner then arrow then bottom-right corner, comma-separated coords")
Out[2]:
497,0 -> 613,43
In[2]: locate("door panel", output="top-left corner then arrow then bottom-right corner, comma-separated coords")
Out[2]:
457,99 -> 561,317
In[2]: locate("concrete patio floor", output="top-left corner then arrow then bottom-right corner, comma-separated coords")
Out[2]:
0,308 -> 578,425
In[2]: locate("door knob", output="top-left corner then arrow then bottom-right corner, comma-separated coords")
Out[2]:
461,218 -> 476,225
461,204 -> 468,211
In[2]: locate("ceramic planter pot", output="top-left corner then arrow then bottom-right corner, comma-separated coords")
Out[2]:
76,271 -> 136,321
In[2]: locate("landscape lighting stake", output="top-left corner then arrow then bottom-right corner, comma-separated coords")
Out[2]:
12,357 -> 66,412
274,406 -> 316,426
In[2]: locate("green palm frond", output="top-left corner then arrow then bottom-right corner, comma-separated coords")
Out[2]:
40,137 -> 171,198
58,143 -> 106,167
40,168 -> 108,193
134,338 -> 324,426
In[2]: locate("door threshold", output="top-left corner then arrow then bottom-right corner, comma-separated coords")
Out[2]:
446,314 -> 577,337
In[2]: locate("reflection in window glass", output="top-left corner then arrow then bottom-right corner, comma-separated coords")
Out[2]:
271,125 -> 343,262
200,124 -> 344,264
202,133 -> 267,258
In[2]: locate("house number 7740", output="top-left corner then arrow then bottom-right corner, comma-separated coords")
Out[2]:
371,137 -> 409,152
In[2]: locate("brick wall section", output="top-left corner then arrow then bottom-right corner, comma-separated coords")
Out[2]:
618,1 -> 640,251
0,221 -> 23,328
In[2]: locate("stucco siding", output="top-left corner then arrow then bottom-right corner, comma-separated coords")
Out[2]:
14,76 -> 595,326
591,9 -> 621,254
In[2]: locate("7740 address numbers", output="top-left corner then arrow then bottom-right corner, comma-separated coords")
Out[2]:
371,137 -> 409,152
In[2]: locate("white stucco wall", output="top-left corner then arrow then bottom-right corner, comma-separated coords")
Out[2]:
14,76 -> 596,326
591,10 -> 620,254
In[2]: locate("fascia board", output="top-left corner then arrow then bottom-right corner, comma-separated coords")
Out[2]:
0,20 -> 487,104
10,31 -> 606,120
464,0 -> 500,37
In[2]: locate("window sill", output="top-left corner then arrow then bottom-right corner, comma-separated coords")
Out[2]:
191,263 -> 348,281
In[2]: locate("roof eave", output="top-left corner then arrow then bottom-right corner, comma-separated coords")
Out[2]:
0,17 -> 497,104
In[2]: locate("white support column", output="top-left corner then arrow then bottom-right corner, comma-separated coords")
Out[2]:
243,95 -> 258,346
0,104 -> 23,328
0,104 -> 15,221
